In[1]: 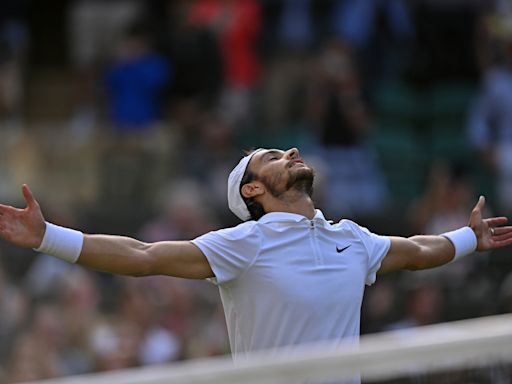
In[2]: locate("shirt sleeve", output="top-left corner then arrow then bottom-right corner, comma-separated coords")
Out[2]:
191,222 -> 261,285
355,225 -> 391,286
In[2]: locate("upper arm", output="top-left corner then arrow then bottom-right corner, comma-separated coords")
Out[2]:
145,241 -> 214,279
80,225 -> 257,281
377,236 -> 422,275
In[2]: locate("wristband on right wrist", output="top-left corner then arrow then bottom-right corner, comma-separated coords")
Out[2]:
33,222 -> 84,263
440,226 -> 477,262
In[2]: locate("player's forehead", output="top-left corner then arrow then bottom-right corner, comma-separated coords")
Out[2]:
248,148 -> 284,171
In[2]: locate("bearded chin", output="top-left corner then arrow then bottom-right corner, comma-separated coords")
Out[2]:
260,166 -> 315,198
285,167 -> 315,197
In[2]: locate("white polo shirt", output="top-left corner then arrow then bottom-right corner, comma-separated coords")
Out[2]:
192,210 -> 391,358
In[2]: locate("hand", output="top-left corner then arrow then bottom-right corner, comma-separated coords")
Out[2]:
469,196 -> 512,251
0,184 -> 46,249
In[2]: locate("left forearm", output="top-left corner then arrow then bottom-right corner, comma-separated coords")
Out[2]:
406,235 -> 456,270
379,234 -> 461,275
379,196 -> 512,275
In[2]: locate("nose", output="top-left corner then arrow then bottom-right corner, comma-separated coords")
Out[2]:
285,148 -> 300,159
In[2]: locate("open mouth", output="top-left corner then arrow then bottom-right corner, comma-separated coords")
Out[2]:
289,159 -> 305,168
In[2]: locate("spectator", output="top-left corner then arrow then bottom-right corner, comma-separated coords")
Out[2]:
0,259 -> 27,364
468,12 -> 512,215
57,270 -> 100,375
330,0 -> 415,84
0,0 -> 30,140
6,305 -> 65,381
409,163 -> 477,236
67,0 -> 144,141
407,163 -> 488,284
260,0 -> 315,139
386,284 -> 445,330
104,22 -> 171,133
98,22 -> 172,217
331,0 -> 413,50
180,115 -> 242,217
165,0 -> 224,117
88,317 -> 142,371
188,0 -> 262,126
138,178 -> 220,242
306,39 -> 388,217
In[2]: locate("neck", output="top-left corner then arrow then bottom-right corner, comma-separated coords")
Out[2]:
262,191 -> 316,219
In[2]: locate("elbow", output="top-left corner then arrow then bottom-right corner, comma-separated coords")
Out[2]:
406,245 -> 430,271
407,246 -> 448,271
128,248 -> 155,277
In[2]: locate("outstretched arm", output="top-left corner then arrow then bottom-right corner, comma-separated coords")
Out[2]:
0,185 -> 213,279
378,196 -> 512,274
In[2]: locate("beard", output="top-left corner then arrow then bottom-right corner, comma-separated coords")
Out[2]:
260,166 -> 315,199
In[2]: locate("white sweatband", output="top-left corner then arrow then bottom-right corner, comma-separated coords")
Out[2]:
34,222 -> 84,263
441,226 -> 477,262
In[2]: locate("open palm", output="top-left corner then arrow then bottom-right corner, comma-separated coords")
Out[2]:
469,196 -> 512,251
0,185 -> 46,249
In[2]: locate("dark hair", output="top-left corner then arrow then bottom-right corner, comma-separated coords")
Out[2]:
240,168 -> 266,221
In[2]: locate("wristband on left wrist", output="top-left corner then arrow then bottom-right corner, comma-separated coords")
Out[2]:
33,222 -> 84,263
441,226 -> 478,262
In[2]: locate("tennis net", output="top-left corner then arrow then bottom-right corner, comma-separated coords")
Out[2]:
23,313 -> 512,384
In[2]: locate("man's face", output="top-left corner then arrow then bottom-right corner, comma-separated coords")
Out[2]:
247,148 -> 315,198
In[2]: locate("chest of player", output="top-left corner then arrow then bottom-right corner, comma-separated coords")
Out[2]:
240,221 -> 368,308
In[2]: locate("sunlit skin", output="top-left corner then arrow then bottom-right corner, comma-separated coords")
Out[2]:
0,148 -> 511,280
240,148 -> 316,219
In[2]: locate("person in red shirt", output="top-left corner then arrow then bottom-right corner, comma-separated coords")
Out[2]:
188,0 -> 261,88
188,0 -> 262,125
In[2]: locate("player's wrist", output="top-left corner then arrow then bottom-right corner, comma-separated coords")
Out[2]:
33,222 -> 84,263
34,221 -> 47,249
441,226 -> 478,262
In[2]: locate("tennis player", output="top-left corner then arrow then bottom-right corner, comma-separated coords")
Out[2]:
1,148 -> 512,369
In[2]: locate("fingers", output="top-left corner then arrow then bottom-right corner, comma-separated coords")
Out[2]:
469,196 -> 485,228
489,225 -> 512,248
485,217 -> 509,227
473,195 -> 486,212
493,237 -> 512,248
493,233 -> 512,242
21,184 -> 38,209
492,226 -> 512,236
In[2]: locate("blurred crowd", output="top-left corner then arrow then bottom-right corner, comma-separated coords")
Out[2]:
1,0 -> 512,382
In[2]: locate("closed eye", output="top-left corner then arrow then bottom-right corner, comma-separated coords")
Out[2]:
263,150 -> 284,163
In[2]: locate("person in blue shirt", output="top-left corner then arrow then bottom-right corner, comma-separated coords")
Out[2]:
104,22 -> 171,132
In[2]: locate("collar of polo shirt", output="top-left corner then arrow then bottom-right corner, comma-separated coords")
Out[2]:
259,210 -> 329,225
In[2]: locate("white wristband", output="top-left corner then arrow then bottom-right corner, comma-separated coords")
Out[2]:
441,226 -> 477,262
34,222 -> 84,263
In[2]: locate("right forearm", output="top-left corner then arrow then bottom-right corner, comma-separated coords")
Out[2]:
79,234 -> 153,277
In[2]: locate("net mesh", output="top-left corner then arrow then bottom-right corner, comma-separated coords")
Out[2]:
23,314 -> 512,384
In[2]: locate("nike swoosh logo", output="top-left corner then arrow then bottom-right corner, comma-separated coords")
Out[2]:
336,245 -> 351,253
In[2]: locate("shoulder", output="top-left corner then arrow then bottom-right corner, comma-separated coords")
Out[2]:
334,219 -> 389,247
334,219 -> 372,235
202,220 -> 261,241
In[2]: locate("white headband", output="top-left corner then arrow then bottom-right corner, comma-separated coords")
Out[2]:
227,149 -> 264,221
